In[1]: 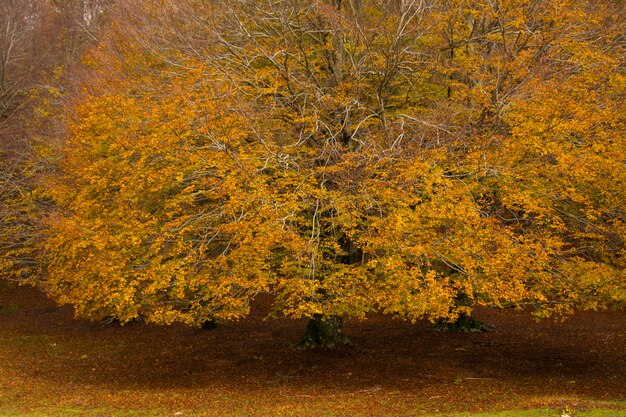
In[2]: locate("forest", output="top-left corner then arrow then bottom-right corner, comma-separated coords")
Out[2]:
0,0 -> 625,416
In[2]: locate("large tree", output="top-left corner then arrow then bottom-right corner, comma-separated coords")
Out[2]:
36,0 -> 625,346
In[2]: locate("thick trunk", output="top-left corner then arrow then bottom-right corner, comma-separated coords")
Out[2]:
201,317 -> 217,330
433,313 -> 491,333
297,314 -> 352,349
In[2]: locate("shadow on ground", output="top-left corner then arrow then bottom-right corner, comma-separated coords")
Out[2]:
0,282 -> 624,414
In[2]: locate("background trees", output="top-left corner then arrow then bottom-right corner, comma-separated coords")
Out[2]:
3,0 -> 623,345
0,0 -> 105,282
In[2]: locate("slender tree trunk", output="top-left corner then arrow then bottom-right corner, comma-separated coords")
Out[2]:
297,314 -> 352,349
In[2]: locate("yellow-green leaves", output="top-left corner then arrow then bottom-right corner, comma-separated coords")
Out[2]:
38,0 -> 626,325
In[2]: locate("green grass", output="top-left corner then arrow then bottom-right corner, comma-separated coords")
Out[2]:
0,408 -> 624,417
0,409 -> 158,417
439,409 -> 626,417
0,303 -> 19,314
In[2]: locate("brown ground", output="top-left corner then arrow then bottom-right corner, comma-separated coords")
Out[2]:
0,281 -> 624,416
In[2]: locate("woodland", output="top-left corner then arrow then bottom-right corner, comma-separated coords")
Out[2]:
0,1 -> 625,414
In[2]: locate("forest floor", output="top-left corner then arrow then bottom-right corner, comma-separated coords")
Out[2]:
0,281 -> 624,417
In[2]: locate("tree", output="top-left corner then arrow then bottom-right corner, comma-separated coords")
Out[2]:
0,0 -> 105,282
37,0 -> 625,346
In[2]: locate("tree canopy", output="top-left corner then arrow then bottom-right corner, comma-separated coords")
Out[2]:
2,0 -> 624,335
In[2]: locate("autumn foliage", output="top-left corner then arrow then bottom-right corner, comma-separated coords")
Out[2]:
2,0 -> 624,338
1,0 -> 105,285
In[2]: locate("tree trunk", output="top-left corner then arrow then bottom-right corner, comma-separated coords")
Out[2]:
433,313 -> 492,333
201,317 -> 217,330
297,314 -> 352,349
